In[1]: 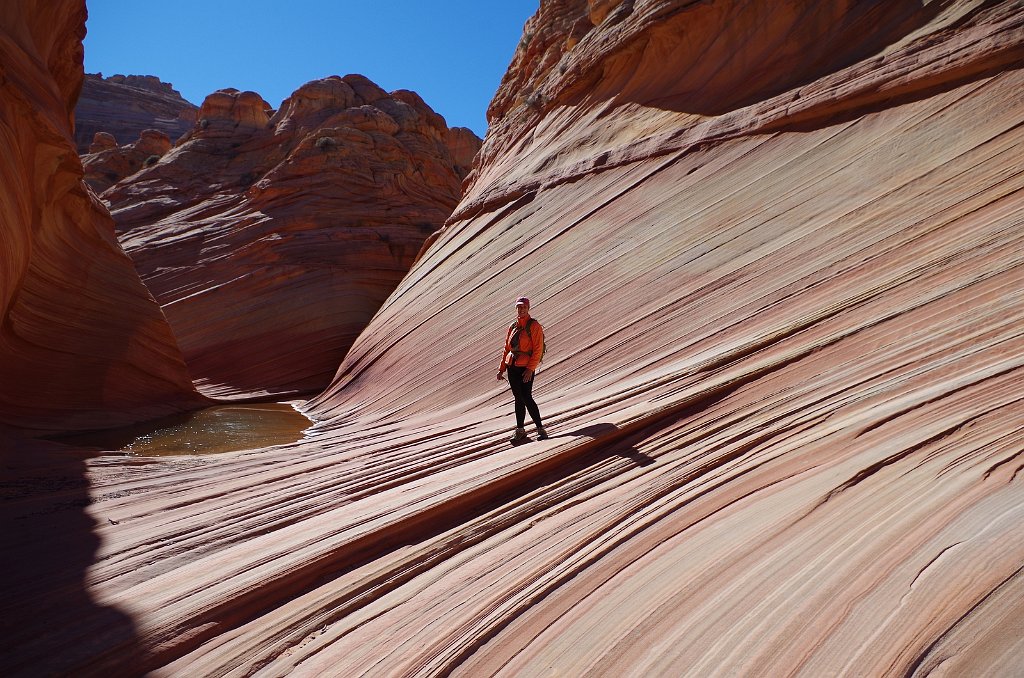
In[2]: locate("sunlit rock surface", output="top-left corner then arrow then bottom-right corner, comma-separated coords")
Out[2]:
73,72 -> 197,152
102,78 -> 480,399
81,128 -> 172,192
4,0 -> 1024,675
0,2 -> 203,435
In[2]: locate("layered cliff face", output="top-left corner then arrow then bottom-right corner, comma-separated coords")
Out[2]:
81,128 -> 172,192
101,77 -> 480,398
293,1 -> 1022,674
6,0 -> 1024,676
0,2 -> 203,435
73,73 -> 197,152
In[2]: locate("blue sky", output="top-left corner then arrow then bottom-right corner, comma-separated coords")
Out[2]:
83,1 -> 539,138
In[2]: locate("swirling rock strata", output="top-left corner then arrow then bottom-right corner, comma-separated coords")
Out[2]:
304,1 -> 1024,674
5,0 -> 1024,676
73,72 -> 197,152
0,1 -> 204,435
103,78 -> 480,398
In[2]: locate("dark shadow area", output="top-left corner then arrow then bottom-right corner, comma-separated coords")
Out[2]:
564,0 -> 945,118
562,422 -> 655,466
48,410 -> 194,450
555,0 -> 1024,141
0,430 -> 147,676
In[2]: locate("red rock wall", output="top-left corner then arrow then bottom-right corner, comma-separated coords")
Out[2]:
0,1 -> 203,434
7,1 -> 1024,675
101,78 -> 480,399
73,73 -> 197,152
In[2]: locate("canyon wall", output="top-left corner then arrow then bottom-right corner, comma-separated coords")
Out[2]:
101,80 -> 479,398
73,72 -> 197,152
5,0 -> 1023,675
0,2 -> 204,435
293,0 -> 1021,673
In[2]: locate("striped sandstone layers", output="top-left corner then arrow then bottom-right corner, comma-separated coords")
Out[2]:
298,3 -> 1024,673
73,73 -> 197,153
0,2 -> 203,435
102,79 -> 480,399
4,0 -> 1023,675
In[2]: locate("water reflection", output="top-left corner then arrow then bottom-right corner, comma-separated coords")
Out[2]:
56,403 -> 312,455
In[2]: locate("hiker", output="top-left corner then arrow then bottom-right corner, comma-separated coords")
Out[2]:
497,296 -> 547,443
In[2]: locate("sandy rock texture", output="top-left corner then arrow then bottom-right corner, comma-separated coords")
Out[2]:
4,0 -> 1024,676
0,2 -> 204,435
82,128 -> 172,192
73,72 -> 197,152
101,78 -> 480,399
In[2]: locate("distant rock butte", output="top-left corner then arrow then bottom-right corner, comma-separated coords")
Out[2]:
73,72 -> 197,152
5,1 -> 1024,677
446,125 -> 483,179
0,2 -> 204,434
101,76 -> 480,399
82,128 -> 172,193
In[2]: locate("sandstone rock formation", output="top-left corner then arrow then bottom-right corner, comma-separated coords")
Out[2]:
102,78 -> 480,399
447,125 -> 483,179
5,0 -> 1024,676
81,128 -> 172,192
73,72 -> 197,152
0,2 -> 205,436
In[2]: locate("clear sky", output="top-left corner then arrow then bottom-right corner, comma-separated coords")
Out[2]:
83,1 -> 539,138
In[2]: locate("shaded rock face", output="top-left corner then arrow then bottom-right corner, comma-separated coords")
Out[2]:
7,1 -> 1024,676
446,125 -> 483,179
0,2 -> 203,434
102,76 -> 479,399
73,72 -> 197,152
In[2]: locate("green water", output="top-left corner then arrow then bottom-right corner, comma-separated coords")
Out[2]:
59,403 -> 312,456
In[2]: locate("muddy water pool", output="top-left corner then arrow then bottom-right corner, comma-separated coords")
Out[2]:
57,403 -> 313,456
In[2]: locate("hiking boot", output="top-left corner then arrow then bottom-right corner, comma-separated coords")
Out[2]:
510,427 -> 528,444
536,426 -> 548,440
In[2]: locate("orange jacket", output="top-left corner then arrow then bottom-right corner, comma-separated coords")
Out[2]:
499,316 -> 544,373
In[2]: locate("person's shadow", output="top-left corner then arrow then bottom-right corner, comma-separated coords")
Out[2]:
0,432 -> 147,675
532,421 -> 651,475
557,422 -> 656,467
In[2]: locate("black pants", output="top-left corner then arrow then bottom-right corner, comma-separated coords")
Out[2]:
507,364 -> 543,429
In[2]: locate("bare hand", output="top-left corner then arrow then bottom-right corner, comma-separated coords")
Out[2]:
497,371 -> 505,381
523,369 -> 534,383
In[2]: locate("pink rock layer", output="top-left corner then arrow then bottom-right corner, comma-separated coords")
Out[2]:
0,1 -> 205,435
102,78 -> 481,399
73,72 -> 197,153
4,0 -> 1024,676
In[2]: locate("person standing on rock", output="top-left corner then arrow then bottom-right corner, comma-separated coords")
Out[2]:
497,297 -> 547,444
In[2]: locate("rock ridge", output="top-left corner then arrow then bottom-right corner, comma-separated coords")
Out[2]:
73,71 -> 198,152
101,75 -> 480,399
